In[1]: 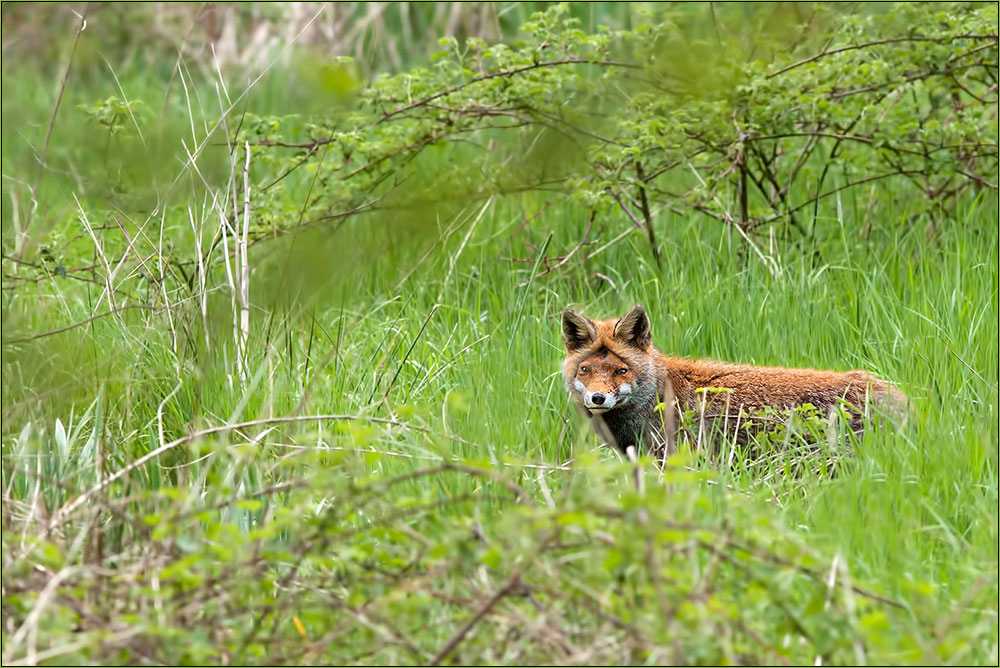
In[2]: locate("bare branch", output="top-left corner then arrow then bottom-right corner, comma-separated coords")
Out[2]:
767,33 -> 998,79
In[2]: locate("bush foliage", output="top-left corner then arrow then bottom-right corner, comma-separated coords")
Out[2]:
241,2 -> 997,257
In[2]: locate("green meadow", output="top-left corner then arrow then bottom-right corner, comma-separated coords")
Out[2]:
2,3 -> 997,665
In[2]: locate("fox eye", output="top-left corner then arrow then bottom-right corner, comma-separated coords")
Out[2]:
616,368 -> 628,376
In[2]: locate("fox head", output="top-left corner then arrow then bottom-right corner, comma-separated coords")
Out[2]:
561,304 -> 657,413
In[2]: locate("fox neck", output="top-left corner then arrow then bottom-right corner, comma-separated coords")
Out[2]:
589,386 -> 659,453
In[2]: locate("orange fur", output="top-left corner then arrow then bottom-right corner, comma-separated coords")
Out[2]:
562,304 -> 906,459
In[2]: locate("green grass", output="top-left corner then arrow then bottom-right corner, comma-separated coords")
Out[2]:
2,7 -> 998,665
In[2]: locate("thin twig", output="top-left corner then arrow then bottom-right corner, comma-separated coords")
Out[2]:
767,34 -> 998,79
381,304 -> 440,403
518,211 -> 594,286
379,58 -> 636,125
14,8 -> 87,262
427,573 -> 525,665
2,305 -> 153,345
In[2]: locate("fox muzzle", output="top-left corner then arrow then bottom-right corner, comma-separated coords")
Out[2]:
580,383 -> 632,411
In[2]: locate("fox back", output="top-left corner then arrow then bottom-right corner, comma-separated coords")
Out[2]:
562,304 -> 906,460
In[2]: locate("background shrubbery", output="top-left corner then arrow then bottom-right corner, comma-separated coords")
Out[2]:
2,3 -> 997,665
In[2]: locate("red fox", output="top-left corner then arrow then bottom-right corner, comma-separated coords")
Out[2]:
561,304 -> 906,461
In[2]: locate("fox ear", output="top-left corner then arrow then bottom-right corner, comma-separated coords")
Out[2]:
614,304 -> 651,348
562,310 -> 597,351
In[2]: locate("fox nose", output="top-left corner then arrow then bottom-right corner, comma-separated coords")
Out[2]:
590,393 -> 605,405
